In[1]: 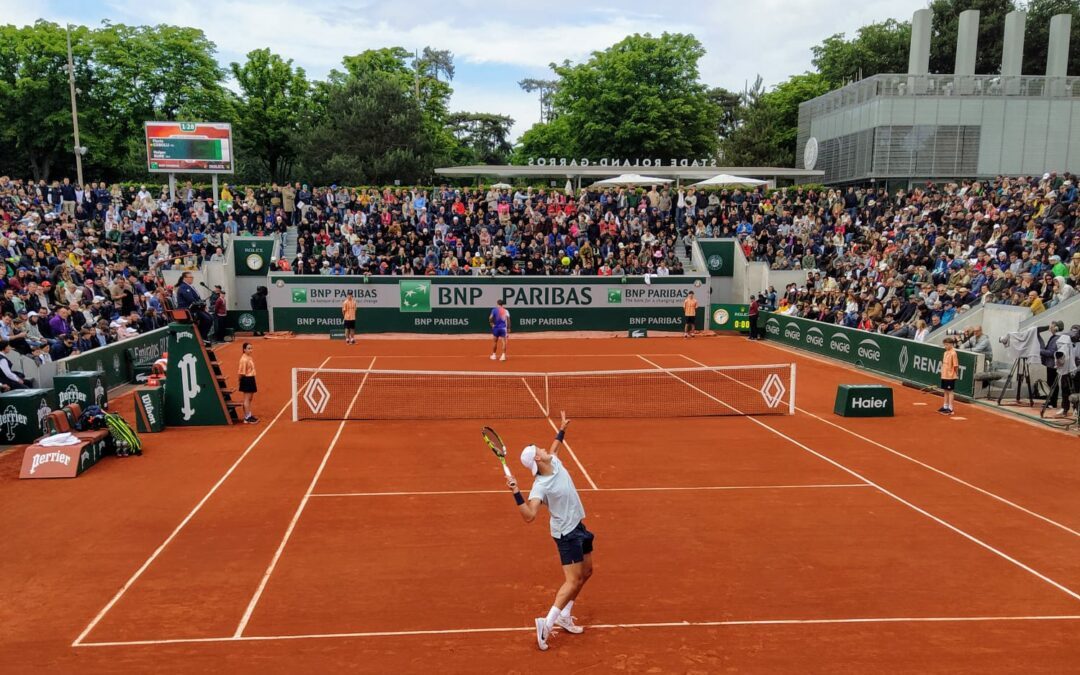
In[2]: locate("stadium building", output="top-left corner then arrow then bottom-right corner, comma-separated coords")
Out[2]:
796,9 -> 1080,188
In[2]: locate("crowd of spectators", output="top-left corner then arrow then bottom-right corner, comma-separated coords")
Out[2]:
3,169 -> 1080,376
734,174 -> 1080,339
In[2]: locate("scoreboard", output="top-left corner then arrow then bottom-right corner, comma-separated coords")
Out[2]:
145,122 -> 233,174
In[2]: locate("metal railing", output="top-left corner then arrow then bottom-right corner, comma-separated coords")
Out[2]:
801,73 -> 1080,118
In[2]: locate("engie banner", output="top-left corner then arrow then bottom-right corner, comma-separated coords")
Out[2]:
267,275 -> 709,334
760,312 -> 979,397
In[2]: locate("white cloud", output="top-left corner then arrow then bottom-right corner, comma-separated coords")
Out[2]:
24,0 -> 934,136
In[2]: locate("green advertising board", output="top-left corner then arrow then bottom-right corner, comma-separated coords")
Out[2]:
232,238 -> 276,276
760,313 -> 978,397
710,304 -> 750,332
268,276 -> 709,334
164,323 -> 230,426
697,239 -> 736,277
834,384 -> 894,417
57,327 -> 171,390
226,310 -> 269,333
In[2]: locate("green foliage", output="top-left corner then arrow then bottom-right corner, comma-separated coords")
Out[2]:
520,33 -> 719,161
721,74 -> 830,167
446,112 -> 515,165
812,19 -> 911,87
298,76 -> 433,185
230,49 -> 311,183
1024,0 -> 1080,76
928,0 -> 1016,75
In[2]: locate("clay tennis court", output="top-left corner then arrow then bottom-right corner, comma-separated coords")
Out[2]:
1,335 -> 1078,673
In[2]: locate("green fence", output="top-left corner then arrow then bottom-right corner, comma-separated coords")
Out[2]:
56,327 -> 171,391
697,239 -> 736,277
760,312 -> 979,397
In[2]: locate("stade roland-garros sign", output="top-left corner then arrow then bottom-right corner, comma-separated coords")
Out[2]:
267,276 -> 709,334
761,312 -> 979,398
526,157 -> 719,168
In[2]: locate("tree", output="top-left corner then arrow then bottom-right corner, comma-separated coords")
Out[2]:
719,73 -> 829,167
518,77 -> 558,123
446,112 -> 514,165
230,49 -> 311,183
707,87 -> 743,141
811,19 -> 911,87
417,47 -> 455,82
520,33 -> 719,161
299,76 -> 433,185
1024,0 -> 1080,76
928,0 -> 1016,74
0,22 -> 92,181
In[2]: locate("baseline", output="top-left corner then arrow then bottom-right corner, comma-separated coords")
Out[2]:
72,614 -> 1080,648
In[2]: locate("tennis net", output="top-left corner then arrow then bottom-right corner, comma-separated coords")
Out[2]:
291,364 -> 795,421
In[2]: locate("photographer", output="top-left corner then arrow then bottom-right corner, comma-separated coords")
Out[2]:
956,325 -> 994,369
1037,321 -> 1064,410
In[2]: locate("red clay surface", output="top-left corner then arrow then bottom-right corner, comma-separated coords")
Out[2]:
0,335 -> 1078,673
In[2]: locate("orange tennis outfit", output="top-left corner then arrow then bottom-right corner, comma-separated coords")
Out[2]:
239,353 -> 256,377
342,298 -> 357,321
683,295 -> 698,317
942,348 -> 959,380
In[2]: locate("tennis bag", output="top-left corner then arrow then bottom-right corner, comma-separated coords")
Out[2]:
104,412 -> 143,457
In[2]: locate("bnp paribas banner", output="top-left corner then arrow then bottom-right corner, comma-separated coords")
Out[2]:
268,275 -> 710,334
760,312 -> 979,397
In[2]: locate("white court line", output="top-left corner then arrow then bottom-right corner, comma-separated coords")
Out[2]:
680,355 -> 1080,541
521,375 -> 600,490
309,484 -> 871,497
233,356 -> 377,638
72,614 -> 1080,648
636,356 -> 1080,604
71,356 -> 335,648
328,353 -> 689,358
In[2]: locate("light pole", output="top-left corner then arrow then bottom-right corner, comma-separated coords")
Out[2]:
65,24 -> 85,186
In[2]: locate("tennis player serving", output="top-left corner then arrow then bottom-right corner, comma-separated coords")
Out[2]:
505,412 -> 593,651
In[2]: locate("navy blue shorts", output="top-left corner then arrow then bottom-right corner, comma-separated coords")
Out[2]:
492,326 -> 507,338
941,378 -> 956,391
553,521 -> 594,565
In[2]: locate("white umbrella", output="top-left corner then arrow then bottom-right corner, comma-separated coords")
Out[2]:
591,173 -> 673,186
690,173 -> 767,188
490,182 -> 512,189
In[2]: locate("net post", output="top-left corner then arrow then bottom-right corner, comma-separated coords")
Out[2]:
544,375 -> 550,416
788,363 -> 796,415
291,368 -> 299,422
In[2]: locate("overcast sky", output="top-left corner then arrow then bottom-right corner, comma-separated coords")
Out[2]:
4,0 -> 929,138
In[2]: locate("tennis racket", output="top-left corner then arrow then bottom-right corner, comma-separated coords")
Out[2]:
481,426 -> 512,478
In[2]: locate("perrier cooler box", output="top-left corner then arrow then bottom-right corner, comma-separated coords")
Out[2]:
133,387 -> 166,433
0,389 -> 53,444
52,370 -> 108,411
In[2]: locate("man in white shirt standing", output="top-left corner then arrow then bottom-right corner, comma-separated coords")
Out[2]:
506,413 -> 593,651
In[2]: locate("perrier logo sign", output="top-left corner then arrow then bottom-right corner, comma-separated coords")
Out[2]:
399,280 -> 431,312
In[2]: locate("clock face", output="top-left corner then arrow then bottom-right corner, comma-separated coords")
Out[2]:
246,253 -> 263,270
803,137 -> 819,170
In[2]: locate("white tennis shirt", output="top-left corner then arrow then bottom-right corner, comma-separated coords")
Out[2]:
529,456 -> 586,538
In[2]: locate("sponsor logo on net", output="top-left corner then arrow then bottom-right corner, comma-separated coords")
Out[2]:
304,377 -> 331,414
805,326 -> 824,348
759,373 -> 787,408
30,451 -> 71,475
829,332 -> 851,354
857,338 -> 882,363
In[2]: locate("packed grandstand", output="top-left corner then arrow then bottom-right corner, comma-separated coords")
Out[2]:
1,172 -> 1078,372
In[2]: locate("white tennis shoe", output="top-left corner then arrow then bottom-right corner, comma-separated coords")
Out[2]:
555,614 -> 583,634
535,617 -> 550,650
500,354 -> 506,361
490,353 -> 496,360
